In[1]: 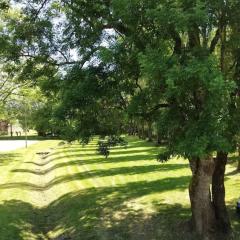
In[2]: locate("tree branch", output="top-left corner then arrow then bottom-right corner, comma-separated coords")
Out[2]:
32,0 -> 49,21
170,27 -> 182,54
210,28 -> 220,53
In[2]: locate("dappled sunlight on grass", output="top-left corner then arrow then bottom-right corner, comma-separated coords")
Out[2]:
0,136 -> 239,239
0,153 -> 21,164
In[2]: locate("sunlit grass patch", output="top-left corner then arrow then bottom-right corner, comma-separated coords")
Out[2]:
0,136 -> 239,239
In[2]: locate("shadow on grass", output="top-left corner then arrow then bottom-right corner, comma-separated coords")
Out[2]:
0,183 -> 195,240
225,156 -> 240,176
229,205 -> 240,240
11,139 -> 187,187
47,147 -> 159,161
24,158 -> 56,167
22,141 -> 163,173
1,187 -> 240,240
228,156 -> 238,164
0,174 -> 190,193
42,188 -> 196,240
28,153 -> 160,169
0,200 -> 37,239
0,138 -> 191,239
1,137 -> 240,239
52,151 -> 160,166
0,153 -> 21,166
12,163 -> 189,177
226,169 -> 240,177
0,137 -> 191,239
45,137 -> 159,158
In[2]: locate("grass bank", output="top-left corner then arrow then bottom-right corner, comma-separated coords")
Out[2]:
0,136 -> 239,239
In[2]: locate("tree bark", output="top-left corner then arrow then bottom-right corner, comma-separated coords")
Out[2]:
156,132 -> 161,145
212,152 -> 232,237
189,156 -> 217,239
128,120 -> 135,135
140,121 -> 146,139
147,121 -> 152,142
10,124 -> 13,137
237,157 -> 240,172
237,146 -> 240,172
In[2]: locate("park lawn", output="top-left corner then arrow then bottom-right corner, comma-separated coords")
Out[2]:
0,137 -> 239,240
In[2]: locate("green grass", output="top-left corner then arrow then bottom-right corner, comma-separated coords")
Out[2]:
0,136 -> 240,239
0,135 -> 59,141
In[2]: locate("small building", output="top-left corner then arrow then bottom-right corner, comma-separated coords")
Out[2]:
0,120 -> 9,135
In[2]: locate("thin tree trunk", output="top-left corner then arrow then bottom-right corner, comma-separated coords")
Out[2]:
189,156 -> 217,239
156,132 -> 161,145
128,120 -> 135,135
132,121 -> 137,136
147,121 -> 152,142
237,158 -> 240,172
136,126 -> 140,138
10,124 -> 13,137
237,146 -> 240,171
141,121 -> 145,139
134,124 -> 138,136
212,152 -> 232,237
137,124 -> 143,139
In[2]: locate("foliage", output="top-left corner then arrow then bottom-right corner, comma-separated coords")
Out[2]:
53,65 -> 126,141
2,0 -> 240,237
97,141 -> 110,158
2,0 -> 240,160
97,136 -> 128,158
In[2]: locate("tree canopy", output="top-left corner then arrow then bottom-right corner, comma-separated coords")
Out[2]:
2,0 -> 240,239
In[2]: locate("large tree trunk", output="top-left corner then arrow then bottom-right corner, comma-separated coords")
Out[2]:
212,152 -> 232,237
189,156 -> 217,239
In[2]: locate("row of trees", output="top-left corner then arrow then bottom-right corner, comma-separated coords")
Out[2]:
2,0 -> 240,239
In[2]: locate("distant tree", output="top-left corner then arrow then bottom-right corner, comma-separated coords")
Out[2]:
29,102 -> 59,136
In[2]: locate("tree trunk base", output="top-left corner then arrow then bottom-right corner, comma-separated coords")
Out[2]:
212,152 -> 232,237
189,156 -> 216,239
189,153 -> 232,240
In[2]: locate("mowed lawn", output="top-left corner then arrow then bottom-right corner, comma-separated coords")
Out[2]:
0,137 -> 240,240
